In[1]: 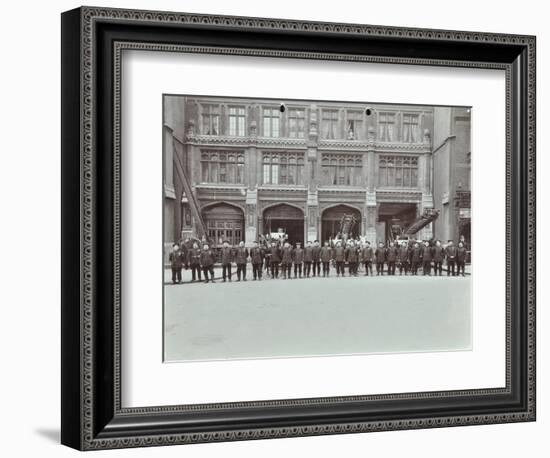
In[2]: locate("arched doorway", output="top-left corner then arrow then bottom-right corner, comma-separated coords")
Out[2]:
321,205 -> 362,243
202,203 -> 244,248
263,204 -> 304,244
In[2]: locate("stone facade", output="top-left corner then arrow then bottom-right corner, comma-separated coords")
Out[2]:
432,107 -> 472,245
163,95 -> 470,248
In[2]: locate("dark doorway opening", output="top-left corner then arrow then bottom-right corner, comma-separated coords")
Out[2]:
377,203 -> 417,241
321,205 -> 362,243
202,203 -> 244,248
263,204 -> 304,244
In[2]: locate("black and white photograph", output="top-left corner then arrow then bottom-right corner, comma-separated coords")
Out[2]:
163,95 -> 472,362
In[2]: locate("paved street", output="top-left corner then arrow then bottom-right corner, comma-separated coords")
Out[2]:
164,269 -> 471,362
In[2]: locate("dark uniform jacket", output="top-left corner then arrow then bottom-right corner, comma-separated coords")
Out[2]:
446,245 -> 458,261
422,246 -> 433,262
250,247 -> 264,264
375,247 -> 386,263
293,248 -> 304,263
320,246 -> 333,262
346,246 -> 359,263
234,247 -> 249,264
270,246 -> 281,263
432,246 -> 445,262
220,247 -> 233,266
334,246 -> 346,262
281,247 -> 293,264
199,250 -> 215,267
311,246 -> 322,262
386,247 -> 398,262
188,248 -> 201,266
361,247 -> 374,262
410,247 -> 422,263
304,247 -> 313,262
398,246 -> 409,262
169,251 -> 184,269
457,247 -> 468,262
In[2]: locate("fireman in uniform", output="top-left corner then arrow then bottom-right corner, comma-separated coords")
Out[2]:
320,241 -> 333,277
269,241 -> 281,279
281,242 -> 294,279
346,240 -> 359,276
199,244 -> 215,283
234,241 -> 249,281
432,240 -> 444,276
303,241 -> 313,277
375,242 -> 386,276
250,241 -> 264,280
311,240 -> 322,277
410,242 -> 422,276
334,241 -> 346,277
361,241 -> 374,276
168,243 -> 184,284
445,240 -> 458,276
220,240 -> 233,282
422,241 -> 433,275
386,241 -> 398,275
293,242 -> 304,278
398,241 -> 409,275
457,241 -> 467,276
187,242 -> 202,282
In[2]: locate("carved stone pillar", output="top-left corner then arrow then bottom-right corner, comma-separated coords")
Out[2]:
307,189 -> 319,243
364,190 -> 377,244
245,189 -> 258,246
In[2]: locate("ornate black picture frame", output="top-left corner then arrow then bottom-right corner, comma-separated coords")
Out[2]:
61,6 -> 536,450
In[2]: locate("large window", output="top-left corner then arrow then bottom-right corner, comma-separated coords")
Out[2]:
378,155 -> 418,187
228,106 -> 246,136
201,151 -> 245,184
201,104 -> 220,135
288,108 -> 306,138
378,112 -> 396,142
321,154 -> 363,186
402,113 -> 420,142
346,110 -> 363,140
262,107 -> 280,137
262,152 -> 305,185
321,109 -> 339,139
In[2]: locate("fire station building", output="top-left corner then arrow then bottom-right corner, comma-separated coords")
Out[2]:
163,95 -> 471,250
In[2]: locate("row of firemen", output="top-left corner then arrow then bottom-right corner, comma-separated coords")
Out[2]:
168,239 -> 468,284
